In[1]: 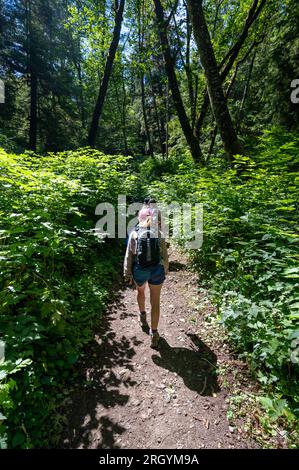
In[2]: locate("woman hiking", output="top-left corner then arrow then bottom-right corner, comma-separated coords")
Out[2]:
123,198 -> 169,349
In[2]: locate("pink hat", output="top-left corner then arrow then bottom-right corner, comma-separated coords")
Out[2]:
138,207 -> 152,222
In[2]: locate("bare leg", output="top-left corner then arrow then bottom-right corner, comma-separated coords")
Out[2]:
148,283 -> 163,331
135,282 -> 146,313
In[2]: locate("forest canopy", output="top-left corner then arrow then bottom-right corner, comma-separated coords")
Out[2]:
0,0 -> 298,157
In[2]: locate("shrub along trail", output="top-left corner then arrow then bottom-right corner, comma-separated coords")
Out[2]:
61,249 -> 260,449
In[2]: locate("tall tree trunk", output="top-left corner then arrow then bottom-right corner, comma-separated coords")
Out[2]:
187,0 -> 242,160
121,71 -> 129,155
139,0 -> 153,156
237,51 -> 256,131
185,6 -> 196,127
149,72 -> 165,155
26,0 -> 37,151
88,0 -> 125,147
194,0 -> 267,138
113,74 -> 129,155
207,125 -> 218,160
153,0 -> 203,164
165,78 -> 169,159
73,52 -> 86,128
172,8 -> 194,120
219,0 -> 266,77
192,74 -> 199,130
140,74 -> 153,155
206,44 -> 259,157
29,70 -> 37,151
194,92 -> 209,139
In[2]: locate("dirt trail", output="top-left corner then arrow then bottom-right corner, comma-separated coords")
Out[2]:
61,250 -> 258,449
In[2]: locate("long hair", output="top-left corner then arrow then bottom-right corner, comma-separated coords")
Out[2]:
138,215 -> 152,229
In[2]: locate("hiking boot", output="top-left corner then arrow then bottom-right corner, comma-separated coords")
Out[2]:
150,330 -> 160,349
138,311 -> 147,327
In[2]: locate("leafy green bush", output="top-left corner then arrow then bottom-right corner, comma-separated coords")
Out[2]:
148,128 -> 299,423
0,147 -> 137,447
0,134 -> 22,154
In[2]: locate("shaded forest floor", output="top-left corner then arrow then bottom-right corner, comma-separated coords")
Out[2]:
60,249 -> 286,449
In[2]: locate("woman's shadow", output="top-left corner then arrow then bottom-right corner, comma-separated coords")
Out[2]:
151,334 -> 219,396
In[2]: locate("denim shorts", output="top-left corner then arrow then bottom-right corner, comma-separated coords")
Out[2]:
132,263 -> 165,286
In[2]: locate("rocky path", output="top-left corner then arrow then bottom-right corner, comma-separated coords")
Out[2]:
61,250 -> 259,449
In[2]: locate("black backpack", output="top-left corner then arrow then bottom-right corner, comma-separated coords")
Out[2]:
136,225 -> 160,267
